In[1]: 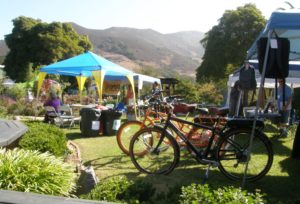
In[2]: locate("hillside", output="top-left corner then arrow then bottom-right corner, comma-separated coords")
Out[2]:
0,25 -> 205,76
71,23 -> 204,76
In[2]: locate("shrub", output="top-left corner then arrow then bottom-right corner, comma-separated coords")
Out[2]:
82,176 -> 156,203
6,98 -> 45,116
6,83 -> 27,100
155,185 -> 181,204
0,148 -> 75,196
180,184 -> 265,204
19,121 -> 68,157
125,179 -> 156,203
0,105 -> 8,118
82,176 -> 132,202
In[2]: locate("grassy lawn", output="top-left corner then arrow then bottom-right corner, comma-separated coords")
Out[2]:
66,122 -> 300,203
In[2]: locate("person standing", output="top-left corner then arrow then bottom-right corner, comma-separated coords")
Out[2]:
151,81 -> 162,100
229,80 -> 241,117
239,60 -> 257,107
277,79 -> 292,137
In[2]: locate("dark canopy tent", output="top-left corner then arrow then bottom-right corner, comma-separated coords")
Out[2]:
247,10 -> 300,61
241,9 -> 300,185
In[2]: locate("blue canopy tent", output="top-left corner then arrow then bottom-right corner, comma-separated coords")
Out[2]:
38,51 -> 135,104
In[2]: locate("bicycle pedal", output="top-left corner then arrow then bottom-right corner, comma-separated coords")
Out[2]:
180,146 -> 186,151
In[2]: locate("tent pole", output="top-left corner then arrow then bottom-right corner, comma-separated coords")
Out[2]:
242,30 -> 272,187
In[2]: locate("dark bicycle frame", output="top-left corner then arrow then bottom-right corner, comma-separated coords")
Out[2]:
153,113 -> 226,163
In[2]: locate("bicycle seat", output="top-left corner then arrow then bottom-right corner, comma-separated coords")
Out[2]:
195,107 -> 209,115
208,106 -> 229,116
226,118 -> 265,129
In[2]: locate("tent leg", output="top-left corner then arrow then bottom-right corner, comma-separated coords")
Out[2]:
242,30 -> 272,188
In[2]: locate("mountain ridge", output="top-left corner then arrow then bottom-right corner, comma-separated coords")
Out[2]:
0,23 -> 205,76
71,23 -> 204,76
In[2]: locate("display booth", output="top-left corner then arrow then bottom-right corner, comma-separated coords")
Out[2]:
238,9 -> 300,185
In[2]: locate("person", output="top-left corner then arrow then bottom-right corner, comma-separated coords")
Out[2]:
126,86 -> 135,120
239,60 -> 257,107
229,80 -> 241,117
165,85 -> 171,96
277,78 -> 292,137
151,81 -> 162,100
43,91 -> 63,123
126,86 -> 134,107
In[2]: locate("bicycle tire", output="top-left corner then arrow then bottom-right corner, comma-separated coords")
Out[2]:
116,120 -> 144,155
216,128 -> 273,182
129,127 -> 180,175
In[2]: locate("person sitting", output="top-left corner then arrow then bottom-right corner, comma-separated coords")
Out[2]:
277,78 -> 292,137
43,91 -> 63,123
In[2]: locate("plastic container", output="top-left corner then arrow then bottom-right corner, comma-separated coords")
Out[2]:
100,110 -> 122,136
80,108 -> 101,137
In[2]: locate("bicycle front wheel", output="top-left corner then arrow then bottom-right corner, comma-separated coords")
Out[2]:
129,127 -> 180,174
216,129 -> 273,182
116,120 -> 143,155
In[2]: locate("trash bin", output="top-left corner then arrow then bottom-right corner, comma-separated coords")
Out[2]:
80,108 -> 101,137
100,109 -> 122,136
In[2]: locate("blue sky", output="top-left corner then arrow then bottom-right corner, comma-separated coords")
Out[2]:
0,0 -> 298,40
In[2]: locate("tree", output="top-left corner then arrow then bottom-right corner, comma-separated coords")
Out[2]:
196,4 -> 266,83
174,79 -> 223,105
4,16 -> 92,82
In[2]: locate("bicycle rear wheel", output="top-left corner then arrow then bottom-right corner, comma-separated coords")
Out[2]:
216,129 -> 273,182
129,127 -> 180,174
116,120 -> 143,155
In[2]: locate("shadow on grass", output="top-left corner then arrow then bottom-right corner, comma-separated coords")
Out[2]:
83,154 -> 132,169
66,132 -> 116,140
264,122 -> 279,134
79,149 -> 300,203
66,132 -> 82,140
269,136 -> 294,157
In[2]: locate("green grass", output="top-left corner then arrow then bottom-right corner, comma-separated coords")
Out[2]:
66,122 -> 300,203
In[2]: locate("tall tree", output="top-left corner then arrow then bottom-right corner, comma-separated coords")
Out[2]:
4,16 -> 92,82
196,4 -> 266,82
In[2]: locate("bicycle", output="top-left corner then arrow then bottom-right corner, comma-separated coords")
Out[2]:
117,99 -> 228,155
129,112 -> 273,182
116,99 -> 212,155
116,102 -> 168,155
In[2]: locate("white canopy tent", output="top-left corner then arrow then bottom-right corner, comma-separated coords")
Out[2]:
227,60 -> 300,105
228,60 -> 300,88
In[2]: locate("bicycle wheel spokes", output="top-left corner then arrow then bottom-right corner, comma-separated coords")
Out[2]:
217,129 -> 273,182
130,127 -> 179,175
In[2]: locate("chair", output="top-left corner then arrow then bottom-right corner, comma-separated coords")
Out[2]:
44,105 -> 76,128
115,102 -> 126,112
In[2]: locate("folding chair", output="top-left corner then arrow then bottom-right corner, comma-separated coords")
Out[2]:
58,105 -> 78,128
44,106 -> 75,128
44,106 -> 60,125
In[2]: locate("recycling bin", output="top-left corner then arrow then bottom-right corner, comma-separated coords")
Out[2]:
100,109 -> 122,136
80,108 -> 101,137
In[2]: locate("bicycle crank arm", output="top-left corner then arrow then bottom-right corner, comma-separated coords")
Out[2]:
200,159 -> 219,167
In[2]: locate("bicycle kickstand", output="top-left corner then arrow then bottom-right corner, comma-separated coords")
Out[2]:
202,164 -> 212,184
